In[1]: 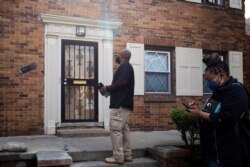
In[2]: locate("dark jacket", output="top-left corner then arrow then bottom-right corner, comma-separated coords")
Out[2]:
200,77 -> 249,167
106,62 -> 135,110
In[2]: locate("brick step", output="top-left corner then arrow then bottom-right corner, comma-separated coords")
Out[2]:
56,128 -> 110,137
73,157 -> 157,167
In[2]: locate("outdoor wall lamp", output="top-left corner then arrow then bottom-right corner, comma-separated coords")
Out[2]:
76,26 -> 85,36
19,62 -> 37,74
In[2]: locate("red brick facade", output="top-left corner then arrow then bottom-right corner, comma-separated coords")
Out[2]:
0,0 -> 248,136
245,18 -> 250,90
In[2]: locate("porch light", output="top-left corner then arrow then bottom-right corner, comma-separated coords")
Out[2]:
76,26 -> 85,36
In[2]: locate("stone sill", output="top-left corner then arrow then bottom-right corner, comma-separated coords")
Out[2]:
144,94 -> 176,103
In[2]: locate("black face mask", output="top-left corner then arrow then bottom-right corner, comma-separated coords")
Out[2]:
115,56 -> 121,64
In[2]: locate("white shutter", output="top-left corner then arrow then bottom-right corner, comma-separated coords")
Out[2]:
229,0 -> 242,9
229,51 -> 243,83
185,0 -> 201,3
126,43 -> 145,95
176,47 -> 203,96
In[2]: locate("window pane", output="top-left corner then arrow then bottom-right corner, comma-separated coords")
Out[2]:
145,51 -> 169,72
145,50 -> 171,93
145,73 -> 169,92
203,79 -> 212,94
206,0 -> 223,5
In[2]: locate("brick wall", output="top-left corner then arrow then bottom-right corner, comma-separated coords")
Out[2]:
245,19 -> 250,90
245,35 -> 250,90
0,1 -> 45,136
0,0 -> 247,136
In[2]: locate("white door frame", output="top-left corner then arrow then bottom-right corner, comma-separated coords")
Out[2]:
40,14 -> 122,134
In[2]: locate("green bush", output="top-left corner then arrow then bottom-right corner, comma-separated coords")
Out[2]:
171,107 -> 200,147
171,107 -> 204,167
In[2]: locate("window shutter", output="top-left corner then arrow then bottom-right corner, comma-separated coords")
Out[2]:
176,47 -> 203,96
185,0 -> 201,3
229,51 -> 243,83
229,0 -> 242,9
126,43 -> 145,95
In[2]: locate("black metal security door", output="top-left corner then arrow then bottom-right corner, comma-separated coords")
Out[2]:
61,40 -> 98,122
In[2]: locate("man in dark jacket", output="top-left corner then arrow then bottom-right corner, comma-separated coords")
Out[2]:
99,49 -> 134,165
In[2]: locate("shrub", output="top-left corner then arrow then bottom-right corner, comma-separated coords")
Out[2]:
170,107 -> 200,147
171,107 -> 204,166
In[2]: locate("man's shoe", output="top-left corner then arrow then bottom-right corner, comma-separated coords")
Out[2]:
125,155 -> 133,162
105,157 -> 124,165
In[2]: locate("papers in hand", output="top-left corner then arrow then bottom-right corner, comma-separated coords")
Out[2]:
202,98 -> 221,113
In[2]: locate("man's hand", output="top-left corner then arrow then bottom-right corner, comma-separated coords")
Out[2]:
99,86 -> 107,95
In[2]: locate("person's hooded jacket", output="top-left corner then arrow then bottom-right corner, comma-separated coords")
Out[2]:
200,77 -> 249,167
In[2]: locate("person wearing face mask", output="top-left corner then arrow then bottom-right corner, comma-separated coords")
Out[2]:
99,49 -> 134,165
187,53 -> 249,167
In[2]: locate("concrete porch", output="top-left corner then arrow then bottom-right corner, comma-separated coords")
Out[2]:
0,130 -> 190,167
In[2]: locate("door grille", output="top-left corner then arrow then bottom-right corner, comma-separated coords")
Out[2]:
61,40 -> 98,122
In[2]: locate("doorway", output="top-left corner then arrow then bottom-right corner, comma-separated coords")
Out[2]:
61,40 -> 98,122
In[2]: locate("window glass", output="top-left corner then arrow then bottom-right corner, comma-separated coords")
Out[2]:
204,0 -> 223,6
145,51 -> 170,93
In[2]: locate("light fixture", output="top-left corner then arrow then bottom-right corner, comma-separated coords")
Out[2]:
76,26 -> 85,36
19,62 -> 37,74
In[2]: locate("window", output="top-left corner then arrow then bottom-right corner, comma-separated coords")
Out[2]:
203,0 -> 224,6
203,51 -> 228,94
145,50 -> 171,93
127,42 -> 243,97
185,0 -> 242,9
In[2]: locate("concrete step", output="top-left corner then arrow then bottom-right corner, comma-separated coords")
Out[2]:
69,148 -> 147,162
56,128 -> 110,137
56,122 -> 104,130
36,151 -> 72,167
73,157 -> 157,167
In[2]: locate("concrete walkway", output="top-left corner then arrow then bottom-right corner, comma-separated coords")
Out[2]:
0,130 -> 184,154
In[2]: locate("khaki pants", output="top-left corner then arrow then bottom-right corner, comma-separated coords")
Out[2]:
109,108 -> 132,161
